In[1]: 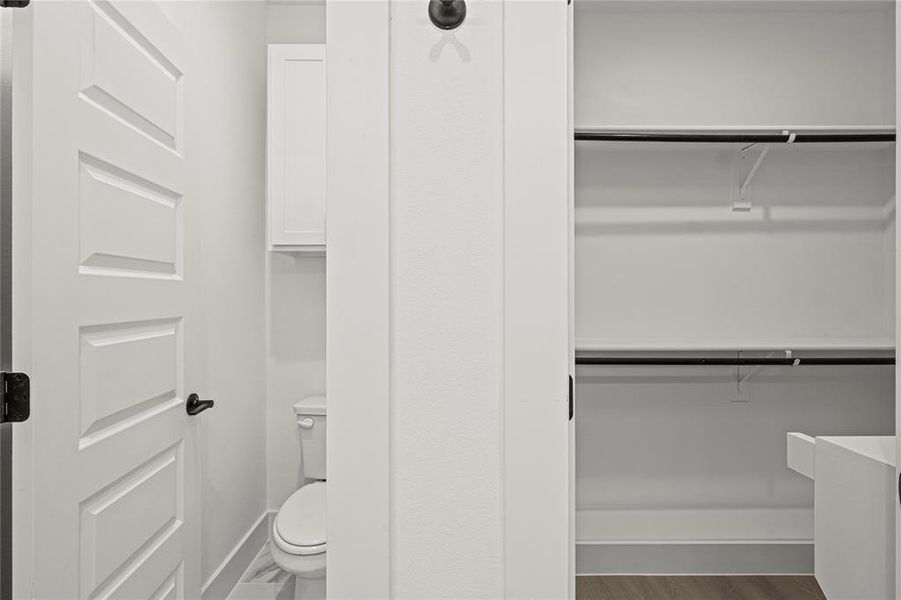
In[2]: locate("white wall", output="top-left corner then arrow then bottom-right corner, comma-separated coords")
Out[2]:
575,143 -> 896,349
575,3 -> 896,128
157,1 -> 269,586
327,2 -> 570,597
574,2 -> 896,572
267,1 -> 325,45
389,1 -> 505,595
264,2 -> 328,512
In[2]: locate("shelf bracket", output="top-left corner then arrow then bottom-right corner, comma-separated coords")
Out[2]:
736,350 -> 798,401
732,143 -> 772,212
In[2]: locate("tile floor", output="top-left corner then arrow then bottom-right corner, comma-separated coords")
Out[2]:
227,542 -> 295,600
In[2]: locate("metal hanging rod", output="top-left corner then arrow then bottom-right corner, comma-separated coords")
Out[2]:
576,356 -> 895,366
574,129 -> 896,144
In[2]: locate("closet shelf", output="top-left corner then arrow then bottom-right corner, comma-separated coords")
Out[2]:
575,340 -> 896,353
576,340 -> 895,366
574,127 -> 896,144
575,355 -> 894,366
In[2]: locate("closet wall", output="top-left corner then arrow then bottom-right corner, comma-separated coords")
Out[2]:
574,1 -> 896,574
264,1 -> 328,512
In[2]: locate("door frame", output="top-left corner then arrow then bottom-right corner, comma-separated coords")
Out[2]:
0,6 -> 13,599
2,5 -> 33,599
896,4 -> 900,598
325,1 -> 572,597
503,3 -> 571,597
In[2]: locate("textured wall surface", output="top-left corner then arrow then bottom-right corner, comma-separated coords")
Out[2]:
389,1 -> 505,596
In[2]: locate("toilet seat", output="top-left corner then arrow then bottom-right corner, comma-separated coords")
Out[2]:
274,481 -> 326,556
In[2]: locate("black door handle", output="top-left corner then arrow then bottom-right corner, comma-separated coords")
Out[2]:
186,393 -> 214,416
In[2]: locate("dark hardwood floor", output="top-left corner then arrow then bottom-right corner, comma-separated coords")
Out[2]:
576,576 -> 827,600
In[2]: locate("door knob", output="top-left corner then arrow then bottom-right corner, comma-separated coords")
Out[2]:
429,0 -> 465,30
186,393 -> 214,416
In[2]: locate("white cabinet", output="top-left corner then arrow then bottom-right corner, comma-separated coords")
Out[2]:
267,44 -> 326,252
787,434 -> 896,600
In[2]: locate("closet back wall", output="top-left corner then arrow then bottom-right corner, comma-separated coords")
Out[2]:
574,1 -> 896,575
265,1 -> 327,512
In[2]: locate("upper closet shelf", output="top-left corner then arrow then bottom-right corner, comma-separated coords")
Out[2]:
574,127 -> 896,144
575,127 -> 896,211
575,339 -> 896,353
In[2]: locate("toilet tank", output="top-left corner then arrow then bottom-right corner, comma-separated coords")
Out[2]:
294,396 -> 327,480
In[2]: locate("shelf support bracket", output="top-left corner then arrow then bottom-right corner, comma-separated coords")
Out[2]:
733,144 -> 771,212
736,350 -> 798,401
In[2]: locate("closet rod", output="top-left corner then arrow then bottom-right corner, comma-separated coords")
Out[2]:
574,130 -> 896,144
576,356 -> 895,366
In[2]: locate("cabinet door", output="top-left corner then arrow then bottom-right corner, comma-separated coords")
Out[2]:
268,44 -> 326,251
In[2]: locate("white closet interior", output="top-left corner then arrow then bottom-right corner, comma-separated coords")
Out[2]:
574,0 -> 896,575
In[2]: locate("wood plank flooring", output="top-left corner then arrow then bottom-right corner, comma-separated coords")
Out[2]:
577,576 -> 827,600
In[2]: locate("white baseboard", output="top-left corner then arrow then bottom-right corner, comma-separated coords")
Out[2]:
202,512 -> 270,600
575,507 -> 814,574
576,542 -> 813,575
577,507 -> 813,544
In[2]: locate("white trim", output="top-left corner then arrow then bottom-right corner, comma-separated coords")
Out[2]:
201,512 -> 269,600
576,542 -> 814,576
576,339 -> 896,352
11,6 -> 33,599
574,124 -> 896,132
503,2 -> 571,598
576,507 -> 813,546
567,2 -> 576,596
325,2 -> 390,598
895,5 -> 901,599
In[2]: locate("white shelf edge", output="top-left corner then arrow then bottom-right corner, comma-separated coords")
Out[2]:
575,339 -> 896,353
576,0 -> 893,14
575,125 -> 896,133
575,539 -> 813,546
268,245 -> 326,255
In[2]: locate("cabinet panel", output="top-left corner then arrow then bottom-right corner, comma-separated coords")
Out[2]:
268,44 -> 326,251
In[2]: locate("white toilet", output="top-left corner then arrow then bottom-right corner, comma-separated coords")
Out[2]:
271,396 -> 327,600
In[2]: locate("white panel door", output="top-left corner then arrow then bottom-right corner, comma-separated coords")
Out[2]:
29,2 -> 200,598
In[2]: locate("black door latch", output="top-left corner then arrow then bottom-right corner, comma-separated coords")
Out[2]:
186,393 -> 214,416
1,371 -> 29,423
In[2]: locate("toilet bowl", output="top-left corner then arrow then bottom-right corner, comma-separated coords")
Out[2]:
271,397 -> 327,600
271,481 -> 326,599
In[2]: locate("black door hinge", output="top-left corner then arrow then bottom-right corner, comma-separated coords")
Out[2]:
1,372 -> 29,423
568,374 -> 574,421
0,1 -> 30,8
